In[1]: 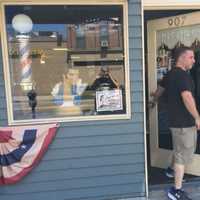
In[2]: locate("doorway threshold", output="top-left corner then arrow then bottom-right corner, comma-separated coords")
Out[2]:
149,166 -> 200,185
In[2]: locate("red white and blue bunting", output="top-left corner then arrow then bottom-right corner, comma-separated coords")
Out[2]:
0,123 -> 59,185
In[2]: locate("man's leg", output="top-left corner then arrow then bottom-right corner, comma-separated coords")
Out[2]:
174,163 -> 184,189
165,155 -> 174,178
167,127 -> 196,200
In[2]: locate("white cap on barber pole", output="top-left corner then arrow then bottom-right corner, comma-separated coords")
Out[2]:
12,14 -> 33,34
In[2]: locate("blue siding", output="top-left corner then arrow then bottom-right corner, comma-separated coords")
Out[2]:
0,0 -> 145,199
0,49 -> 7,126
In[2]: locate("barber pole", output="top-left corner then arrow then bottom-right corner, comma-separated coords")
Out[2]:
18,36 -> 32,90
12,14 -> 33,91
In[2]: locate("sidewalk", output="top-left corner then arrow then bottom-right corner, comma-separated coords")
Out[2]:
121,181 -> 200,200
148,181 -> 200,200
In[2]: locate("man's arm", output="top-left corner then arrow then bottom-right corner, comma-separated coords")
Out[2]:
181,91 -> 200,129
149,85 -> 165,108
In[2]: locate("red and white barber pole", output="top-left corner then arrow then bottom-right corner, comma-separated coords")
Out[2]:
12,14 -> 33,91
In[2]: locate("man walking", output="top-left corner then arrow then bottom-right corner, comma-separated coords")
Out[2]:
151,46 -> 200,200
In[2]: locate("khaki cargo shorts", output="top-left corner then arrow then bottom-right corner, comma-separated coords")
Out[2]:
170,126 -> 197,165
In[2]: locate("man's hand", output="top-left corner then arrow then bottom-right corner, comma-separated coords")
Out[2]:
148,86 -> 165,110
195,117 -> 200,130
148,100 -> 156,109
181,91 -> 200,130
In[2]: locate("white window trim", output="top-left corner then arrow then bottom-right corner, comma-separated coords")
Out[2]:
0,0 -> 131,125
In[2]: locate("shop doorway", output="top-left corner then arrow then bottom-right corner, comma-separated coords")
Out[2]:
145,10 -> 200,185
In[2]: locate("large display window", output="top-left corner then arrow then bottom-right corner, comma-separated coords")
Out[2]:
1,2 -> 130,124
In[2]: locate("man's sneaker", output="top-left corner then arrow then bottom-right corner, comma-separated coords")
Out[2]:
165,167 -> 174,178
167,187 -> 192,200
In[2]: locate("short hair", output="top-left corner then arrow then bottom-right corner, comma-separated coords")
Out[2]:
173,46 -> 193,64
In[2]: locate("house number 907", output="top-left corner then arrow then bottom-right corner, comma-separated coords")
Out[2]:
168,16 -> 186,27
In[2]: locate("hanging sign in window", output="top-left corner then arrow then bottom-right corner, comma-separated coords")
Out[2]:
96,89 -> 123,112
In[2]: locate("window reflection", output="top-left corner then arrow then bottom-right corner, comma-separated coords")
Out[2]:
5,5 -> 127,121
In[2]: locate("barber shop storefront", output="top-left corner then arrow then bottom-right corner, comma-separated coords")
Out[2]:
0,1 -> 145,200
1,0 -> 200,200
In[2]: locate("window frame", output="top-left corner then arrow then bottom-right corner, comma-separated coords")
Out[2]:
0,0 -> 131,125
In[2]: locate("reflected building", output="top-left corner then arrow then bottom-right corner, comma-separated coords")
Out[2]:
66,20 -> 125,87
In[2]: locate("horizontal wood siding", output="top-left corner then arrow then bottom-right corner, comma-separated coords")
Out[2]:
0,0 -> 145,199
0,51 -> 7,126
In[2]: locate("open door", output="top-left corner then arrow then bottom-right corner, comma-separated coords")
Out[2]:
148,11 -> 200,176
